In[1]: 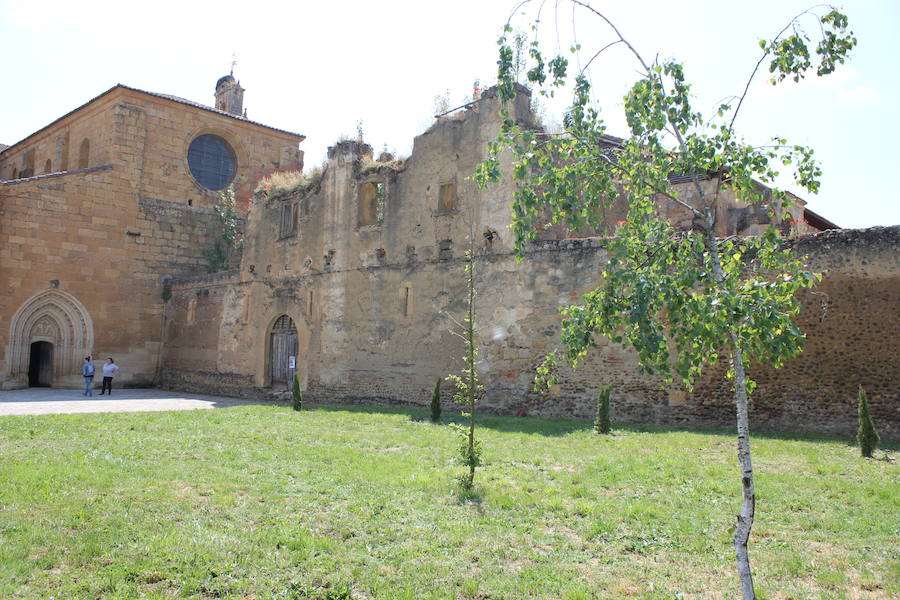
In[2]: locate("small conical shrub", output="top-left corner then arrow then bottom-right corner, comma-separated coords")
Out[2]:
292,373 -> 303,411
430,378 -> 442,423
857,385 -> 879,458
595,386 -> 611,434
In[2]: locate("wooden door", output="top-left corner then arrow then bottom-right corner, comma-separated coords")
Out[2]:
270,315 -> 298,388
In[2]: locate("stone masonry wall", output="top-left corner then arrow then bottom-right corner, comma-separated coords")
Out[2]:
159,87 -> 898,439
1,167 -> 166,387
162,225 -> 899,439
1,84 -> 303,389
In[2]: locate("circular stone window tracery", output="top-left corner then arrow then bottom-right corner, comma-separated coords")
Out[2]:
187,134 -> 236,190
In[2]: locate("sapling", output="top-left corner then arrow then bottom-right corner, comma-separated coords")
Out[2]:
430,378 -> 442,423
595,386 -> 611,434
447,244 -> 483,491
292,373 -> 302,411
857,385 -> 879,458
476,3 -> 855,596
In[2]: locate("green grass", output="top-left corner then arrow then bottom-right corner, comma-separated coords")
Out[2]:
0,404 -> 896,599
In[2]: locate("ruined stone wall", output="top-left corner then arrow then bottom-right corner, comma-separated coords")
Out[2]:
159,88 -> 898,439
162,89 -> 531,390
165,271 -> 241,366
685,227 -> 900,437
162,224 -> 899,438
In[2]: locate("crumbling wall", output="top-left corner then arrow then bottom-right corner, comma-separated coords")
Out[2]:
159,87 -> 898,439
162,219 -> 900,439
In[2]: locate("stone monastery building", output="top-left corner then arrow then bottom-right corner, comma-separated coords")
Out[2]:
1,76 -> 897,439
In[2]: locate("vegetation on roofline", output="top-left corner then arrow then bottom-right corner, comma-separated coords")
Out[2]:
255,168 -> 325,201
358,158 -> 406,178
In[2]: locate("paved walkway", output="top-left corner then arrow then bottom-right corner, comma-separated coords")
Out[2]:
0,388 -> 266,416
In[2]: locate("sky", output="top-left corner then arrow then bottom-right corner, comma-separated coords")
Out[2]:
1,0 -> 897,228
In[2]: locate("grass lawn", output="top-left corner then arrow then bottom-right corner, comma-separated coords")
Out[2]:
0,404 -> 896,599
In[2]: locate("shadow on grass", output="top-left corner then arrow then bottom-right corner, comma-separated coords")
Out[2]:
308,402 -> 592,437
293,401 -> 900,449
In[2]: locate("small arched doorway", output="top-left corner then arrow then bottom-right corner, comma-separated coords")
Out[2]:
28,341 -> 54,387
269,315 -> 298,388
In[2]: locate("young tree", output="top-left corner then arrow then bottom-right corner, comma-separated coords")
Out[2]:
594,386 -> 611,435
475,3 -> 855,597
292,372 -> 303,412
430,377 -> 443,423
857,385 -> 879,458
446,245 -> 483,491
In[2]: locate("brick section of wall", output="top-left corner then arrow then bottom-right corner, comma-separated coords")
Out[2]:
159,367 -> 258,398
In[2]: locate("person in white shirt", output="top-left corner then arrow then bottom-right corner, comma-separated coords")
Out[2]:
99,357 -> 120,395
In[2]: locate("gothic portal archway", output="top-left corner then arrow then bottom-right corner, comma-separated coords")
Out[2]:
5,289 -> 93,388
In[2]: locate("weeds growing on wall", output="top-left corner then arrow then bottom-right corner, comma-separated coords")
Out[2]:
256,168 -> 325,201
204,186 -> 242,273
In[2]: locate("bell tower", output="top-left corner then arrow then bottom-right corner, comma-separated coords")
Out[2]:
214,71 -> 245,116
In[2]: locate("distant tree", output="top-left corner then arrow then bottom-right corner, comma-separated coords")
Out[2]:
430,378 -> 442,423
475,3 -> 855,597
512,30 -> 528,83
204,186 -> 242,273
447,244 -> 483,491
857,386 -> 879,458
594,386 -> 611,435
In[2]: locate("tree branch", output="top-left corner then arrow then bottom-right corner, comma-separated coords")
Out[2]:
570,0 -> 652,72
729,6 -> 825,130
580,39 -> 624,75
562,129 -> 704,219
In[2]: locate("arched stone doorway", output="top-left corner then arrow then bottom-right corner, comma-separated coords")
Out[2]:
28,341 -> 54,387
4,289 -> 93,389
269,315 -> 298,389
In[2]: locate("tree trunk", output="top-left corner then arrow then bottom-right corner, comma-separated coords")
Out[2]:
729,333 -> 757,600
706,226 -> 757,599
465,247 -> 478,489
